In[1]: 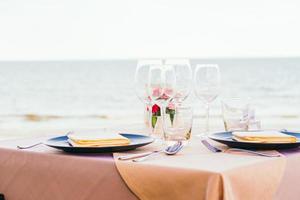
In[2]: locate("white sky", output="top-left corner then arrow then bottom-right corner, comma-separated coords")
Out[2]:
0,0 -> 300,60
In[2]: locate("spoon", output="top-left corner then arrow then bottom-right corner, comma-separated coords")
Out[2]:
131,141 -> 184,162
118,141 -> 184,161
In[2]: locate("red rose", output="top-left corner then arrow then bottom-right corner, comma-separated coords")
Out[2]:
152,104 -> 160,114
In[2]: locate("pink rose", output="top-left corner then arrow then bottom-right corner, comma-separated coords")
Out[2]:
168,102 -> 175,110
152,87 -> 162,97
164,88 -> 173,96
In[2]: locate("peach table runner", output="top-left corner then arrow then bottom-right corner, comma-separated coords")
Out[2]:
114,138 -> 287,200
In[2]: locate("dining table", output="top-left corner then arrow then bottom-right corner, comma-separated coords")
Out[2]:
1,131 -> 300,200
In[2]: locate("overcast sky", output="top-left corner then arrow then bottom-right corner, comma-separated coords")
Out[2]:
0,0 -> 300,60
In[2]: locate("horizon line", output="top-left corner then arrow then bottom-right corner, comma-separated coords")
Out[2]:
0,56 -> 300,62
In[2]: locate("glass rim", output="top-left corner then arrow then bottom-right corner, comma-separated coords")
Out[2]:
164,58 -> 191,65
137,59 -> 162,66
149,64 -> 174,70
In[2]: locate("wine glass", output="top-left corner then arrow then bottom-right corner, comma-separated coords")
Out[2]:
194,64 -> 220,137
148,65 -> 177,107
134,59 -> 162,127
165,59 -> 192,104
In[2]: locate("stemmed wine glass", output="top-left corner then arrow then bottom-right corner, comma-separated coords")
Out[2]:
164,59 -> 192,104
194,64 -> 220,137
148,64 -> 177,107
134,59 -> 162,127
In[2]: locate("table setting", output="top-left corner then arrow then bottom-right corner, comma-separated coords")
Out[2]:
1,59 -> 300,200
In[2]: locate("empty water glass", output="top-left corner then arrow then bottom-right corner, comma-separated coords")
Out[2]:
222,98 -> 260,131
163,105 -> 193,146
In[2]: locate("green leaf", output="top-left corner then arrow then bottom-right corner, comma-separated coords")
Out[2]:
152,116 -> 157,128
166,108 -> 170,114
170,112 -> 175,125
166,109 -> 175,125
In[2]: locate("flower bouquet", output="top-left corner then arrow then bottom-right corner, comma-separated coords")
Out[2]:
145,86 -> 176,137
145,102 -> 175,138
151,103 -> 175,128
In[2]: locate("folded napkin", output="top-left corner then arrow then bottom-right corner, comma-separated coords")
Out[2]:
233,131 -> 297,143
68,132 -> 130,147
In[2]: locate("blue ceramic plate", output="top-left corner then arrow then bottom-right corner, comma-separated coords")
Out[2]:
209,131 -> 300,150
44,133 -> 154,153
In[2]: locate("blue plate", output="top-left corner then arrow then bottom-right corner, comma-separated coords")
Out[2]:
45,133 -> 154,153
209,131 -> 300,150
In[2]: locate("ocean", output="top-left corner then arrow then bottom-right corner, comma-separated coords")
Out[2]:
0,58 -> 300,138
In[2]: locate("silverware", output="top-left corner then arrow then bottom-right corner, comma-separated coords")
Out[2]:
17,142 -> 44,149
118,141 -> 184,162
132,141 -> 184,162
201,139 -> 281,157
118,150 -> 161,161
17,131 -> 73,149
201,139 -> 222,153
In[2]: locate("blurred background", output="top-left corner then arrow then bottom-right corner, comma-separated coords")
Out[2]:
0,0 -> 300,139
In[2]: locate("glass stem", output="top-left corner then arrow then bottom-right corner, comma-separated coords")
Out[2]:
160,103 -> 167,140
205,103 -> 210,136
144,102 -> 151,128
161,104 -> 167,125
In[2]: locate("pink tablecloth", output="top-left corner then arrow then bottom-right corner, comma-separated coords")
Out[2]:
0,138 -> 137,200
1,137 -> 300,200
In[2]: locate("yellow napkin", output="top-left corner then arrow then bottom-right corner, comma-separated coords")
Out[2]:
68,132 -> 130,147
233,131 -> 297,143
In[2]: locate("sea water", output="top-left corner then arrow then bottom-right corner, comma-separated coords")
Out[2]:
0,58 -> 299,137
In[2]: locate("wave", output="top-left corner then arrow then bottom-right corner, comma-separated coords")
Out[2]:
0,113 -> 298,122
193,114 -> 300,119
0,114 -> 110,122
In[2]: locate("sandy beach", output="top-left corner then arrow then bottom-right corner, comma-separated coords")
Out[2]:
0,114 -> 299,141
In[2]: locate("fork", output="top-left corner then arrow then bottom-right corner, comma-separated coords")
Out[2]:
17,142 -> 44,149
201,139 -> 281,157
17,131 -> 73,149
